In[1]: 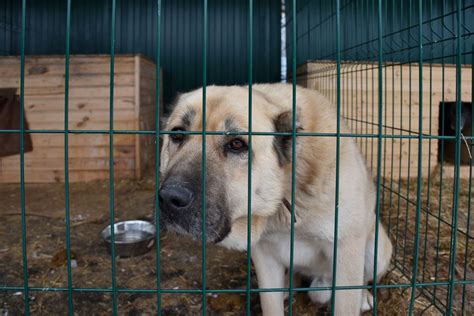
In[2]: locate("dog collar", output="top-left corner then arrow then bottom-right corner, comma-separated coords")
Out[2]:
282,198 -> 297,223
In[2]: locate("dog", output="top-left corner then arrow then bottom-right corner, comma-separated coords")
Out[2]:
158,84 -> 393,315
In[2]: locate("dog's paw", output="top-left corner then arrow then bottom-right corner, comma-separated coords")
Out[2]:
283,291 -> 289,301
361,290 -> 374,312
283,270 -> 301,301
307,278 -> 331,304
283,270 -> 290,301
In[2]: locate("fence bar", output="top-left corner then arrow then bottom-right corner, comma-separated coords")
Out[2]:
201,0 -> 208,314
432,1 -> 447,303
401,0 -> 414,274
3,278 -> 474,294
245,0 -> 253,314
19,0 -> 29,313
108,0 -> 118,314
154,0 -> 162,313
446,0 -> 463,312
381,0 -> 389,214
63,0 -> 74,314
369,0 -> 375,173
1,128 -> 473,141
408,0 -> 424,313
330,0 -> 342,314
420,0 -> 435,286
388,0 -> 396,211
380,184 -> 472,240
287,0 -> 298,314
364,0 -> 369,164
372,0 -> 384,314
460,48 -> 473,315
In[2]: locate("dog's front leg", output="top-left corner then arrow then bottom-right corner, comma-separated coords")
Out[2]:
252,242 -> 285,316
333,236 -> 366,316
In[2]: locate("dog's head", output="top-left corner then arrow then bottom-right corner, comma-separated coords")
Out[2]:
159,86 -> 298,244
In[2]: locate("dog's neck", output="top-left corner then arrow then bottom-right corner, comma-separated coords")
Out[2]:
282,198 -> 297,223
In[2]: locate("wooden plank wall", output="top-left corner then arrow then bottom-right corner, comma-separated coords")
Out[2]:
297,61 -> 472,179
0,55 -> 160,183
136,56 -> 162,179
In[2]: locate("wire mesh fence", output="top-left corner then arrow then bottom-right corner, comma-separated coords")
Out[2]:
290,0 -> 473,313
0,0 -> 472,315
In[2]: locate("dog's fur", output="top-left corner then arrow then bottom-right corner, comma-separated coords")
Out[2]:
159,84 -> 393,315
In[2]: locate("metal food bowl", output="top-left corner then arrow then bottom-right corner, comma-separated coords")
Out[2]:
101,220 -> 156,257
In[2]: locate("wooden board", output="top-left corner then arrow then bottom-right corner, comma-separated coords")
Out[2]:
441,165 -> 473,180
296,61 -> 472,180
0,54 -> 161,183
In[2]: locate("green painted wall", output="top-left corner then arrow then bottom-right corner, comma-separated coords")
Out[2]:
285,0 -> 473,68
0,0 -> 282,104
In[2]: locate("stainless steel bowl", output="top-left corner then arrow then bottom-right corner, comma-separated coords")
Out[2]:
101,220 -> 156,257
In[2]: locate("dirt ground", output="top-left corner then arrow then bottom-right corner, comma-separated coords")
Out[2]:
0,166 -> 472,315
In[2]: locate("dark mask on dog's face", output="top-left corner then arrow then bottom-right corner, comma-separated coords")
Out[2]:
158,87 -> 296,244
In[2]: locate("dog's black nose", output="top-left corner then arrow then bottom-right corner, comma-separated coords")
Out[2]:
159,184 -> 194,210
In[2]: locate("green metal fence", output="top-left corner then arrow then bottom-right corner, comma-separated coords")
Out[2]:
0,0 -> 473,315
0,0 -> 281,104
286,0 -> 473,314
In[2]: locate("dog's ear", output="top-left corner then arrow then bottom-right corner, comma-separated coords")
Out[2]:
159,116 -> 169,130
273,110 -> 302,166
159,92 -> 182,129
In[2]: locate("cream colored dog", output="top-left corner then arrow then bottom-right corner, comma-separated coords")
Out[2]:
158,83 -> 393,315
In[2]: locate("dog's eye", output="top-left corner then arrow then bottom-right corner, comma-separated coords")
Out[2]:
170,127 -> 186,143
226,138 -> 248,153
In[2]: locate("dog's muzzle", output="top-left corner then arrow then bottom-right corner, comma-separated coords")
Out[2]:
159,183 -> 194,211
157,177 -> 231,243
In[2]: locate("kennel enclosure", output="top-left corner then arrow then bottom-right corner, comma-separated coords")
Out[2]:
0,0 -> 473,315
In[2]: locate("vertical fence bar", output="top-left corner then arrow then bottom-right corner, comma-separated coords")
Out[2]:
433,2 -> 451,306
352,0 -> 357,136
394,0 -> 404,264
408,0 -> 424,312
388,0 -> 396,210
63,0 -> 74,314
421,0 -> 434,286
370,0 -> 375,173
433,1 -> 447,304
360,0 -> 373,162
359,3 -> 363,150
154,0 -> 162,313
402,0 -> 414,272
108,0 -> 118,314
19,0 -> 30,313
382,0 -> 388,212
460,48 -> 473,315
288,0 -> 297,314
365,0 -> 370,165
446,0 -> 463,312
201,0 -> 208,314
245,0 -> 253,314
372,0 -> 384,314
330,0 -> 341,313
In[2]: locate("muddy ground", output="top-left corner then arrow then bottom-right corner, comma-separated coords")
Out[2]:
0,167 -> 472,315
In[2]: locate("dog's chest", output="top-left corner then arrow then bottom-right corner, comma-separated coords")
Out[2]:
263,233 -> 332,274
